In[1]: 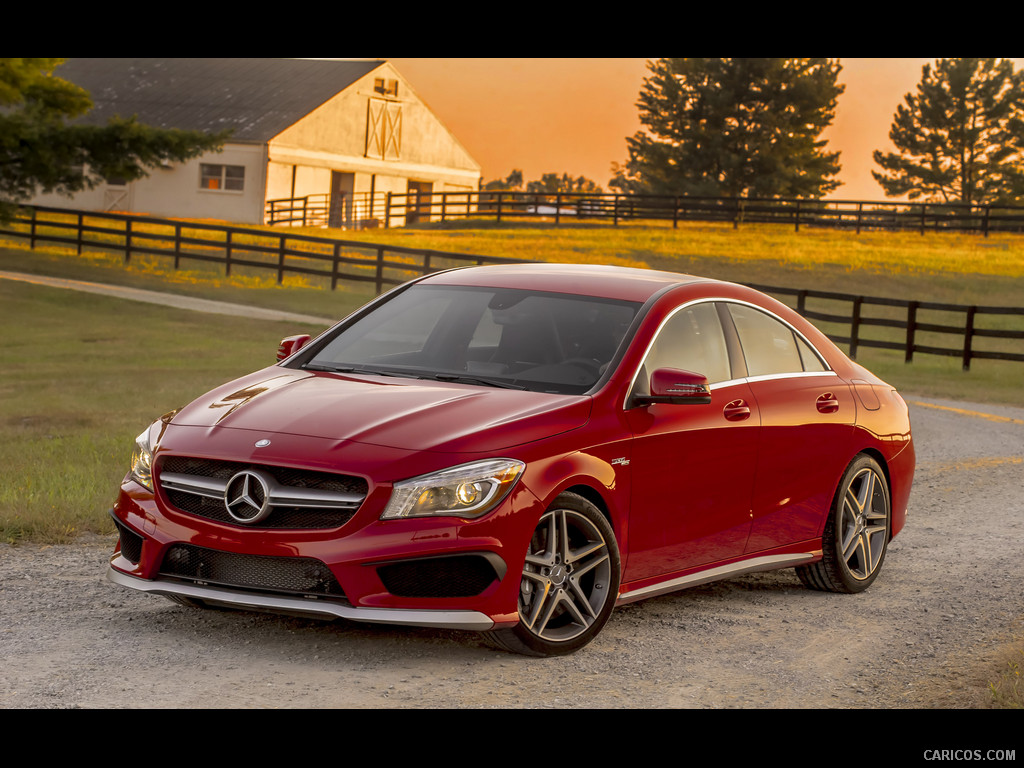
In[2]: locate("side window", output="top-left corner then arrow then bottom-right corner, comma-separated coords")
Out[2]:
644,302 -> 732,384
796,335 -> 828,372
727,303 -> 826,376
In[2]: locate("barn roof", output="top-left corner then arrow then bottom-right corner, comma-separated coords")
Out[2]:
53,58 -> 386,143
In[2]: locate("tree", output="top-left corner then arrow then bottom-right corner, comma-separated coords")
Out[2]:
611,58 -> 844,199
525,172 -> 602,195
0,58 -> 230,221
482,169 -> 524,191
872,58 -> 1024,207
482,169 -> 602,195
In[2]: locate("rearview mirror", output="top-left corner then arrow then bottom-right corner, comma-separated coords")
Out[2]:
635,367 -> 712,405
277,334 -> 311,362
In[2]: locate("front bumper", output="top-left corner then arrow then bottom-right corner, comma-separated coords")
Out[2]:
108,470 -> 538,632
106,565 -> 497,630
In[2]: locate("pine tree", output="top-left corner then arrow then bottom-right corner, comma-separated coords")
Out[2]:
872,58 -> 1024,206
611,58 -> 844,198
0,58 -> 229,221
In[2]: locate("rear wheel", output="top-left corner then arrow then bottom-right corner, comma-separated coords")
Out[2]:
797,454 -> 891,593
485,493 -> 619,656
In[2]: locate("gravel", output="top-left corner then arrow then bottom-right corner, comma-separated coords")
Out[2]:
2,397 -> 1022,709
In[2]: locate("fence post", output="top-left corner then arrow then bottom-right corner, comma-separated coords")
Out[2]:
983,205 -> 990,238
174,223 -> 182,269
331,242 -> 341,290
277,234 -> 286,284
375,246 -> 385,294
124,218 -> 132,263
27,207 -> 37,250
441,192 -> 447,223
613,194 -> 619,227
856,202 -> 863,235
496,193 -> 503,224
385,192 -> 392,228
849,297 -> 863,359
794,199 -> 801,232
673,196 -> 680,229
905,301 -> 918,363
797,290 -> 808,316
555,194 -> 562,225
920,203 -> 926,235
962,306 -> 977,371
225,230 -> 232,276
76,212 -> 84,255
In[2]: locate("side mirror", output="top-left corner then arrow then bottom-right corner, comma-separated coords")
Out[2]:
635,367 -> 712,405
277,334 -> 311,362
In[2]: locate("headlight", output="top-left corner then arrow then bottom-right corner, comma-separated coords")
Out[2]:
128,411 -> 177,491
380,459 -> 525,520
129,425 -> 157,491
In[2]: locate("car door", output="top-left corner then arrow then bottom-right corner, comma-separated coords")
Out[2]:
722,302 -> 857,554
624,301 -> 760,582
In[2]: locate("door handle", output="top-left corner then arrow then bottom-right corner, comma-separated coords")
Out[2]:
816,393 -> 840,413
724,399 -> 751,421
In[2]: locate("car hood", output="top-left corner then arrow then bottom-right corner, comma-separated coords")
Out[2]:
170,367 -> 592,453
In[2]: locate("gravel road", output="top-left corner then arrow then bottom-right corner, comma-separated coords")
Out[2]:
2,396 -> 1022,710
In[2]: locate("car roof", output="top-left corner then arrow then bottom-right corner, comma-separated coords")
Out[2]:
419,263 -> 714,303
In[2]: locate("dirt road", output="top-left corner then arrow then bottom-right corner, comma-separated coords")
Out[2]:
2,397 -> 1022,709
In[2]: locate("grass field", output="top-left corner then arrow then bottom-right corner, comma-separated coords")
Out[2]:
2,217 -> 1022,542
2,219 -> 1021,707
3,217 -> 1022,404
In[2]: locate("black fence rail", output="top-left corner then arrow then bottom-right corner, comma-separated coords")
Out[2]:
4,205 -> 1022,369
263,191 -> 1024,236
2,205 -> 525,295
750,284 -> 1024,371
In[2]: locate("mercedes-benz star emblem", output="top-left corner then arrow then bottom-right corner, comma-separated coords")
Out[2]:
224,469 -> 273,524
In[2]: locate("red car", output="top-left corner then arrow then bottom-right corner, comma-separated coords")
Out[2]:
108,264 -> 914,656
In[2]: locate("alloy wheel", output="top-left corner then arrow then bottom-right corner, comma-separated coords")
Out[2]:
519,507 -> 614,643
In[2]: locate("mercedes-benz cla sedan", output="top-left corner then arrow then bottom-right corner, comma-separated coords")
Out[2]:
108,264 -> 914,656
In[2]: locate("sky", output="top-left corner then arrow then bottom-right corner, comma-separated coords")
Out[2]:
385,58 -> 1023,201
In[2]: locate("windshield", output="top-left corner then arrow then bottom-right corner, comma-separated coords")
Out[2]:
303,285 -> 641,394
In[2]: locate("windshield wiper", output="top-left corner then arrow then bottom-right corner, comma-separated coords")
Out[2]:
306,365 -> 525,390
304,364 -> 408,378
427,373 -> 526,390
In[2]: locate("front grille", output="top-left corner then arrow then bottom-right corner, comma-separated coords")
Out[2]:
159,543 -> 348,601
157,456 -> 367,530
377,554 -> 500,598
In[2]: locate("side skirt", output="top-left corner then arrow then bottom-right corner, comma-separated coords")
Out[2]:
616,551 -> 821,606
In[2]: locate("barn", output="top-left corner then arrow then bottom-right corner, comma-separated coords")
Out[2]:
30,58 -> 482,227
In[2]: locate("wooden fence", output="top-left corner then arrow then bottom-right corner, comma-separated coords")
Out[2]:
267,191 -> 1024,236
4,205 -> 1022,370
748,284 -> 1024,371
2,205 -> 524,295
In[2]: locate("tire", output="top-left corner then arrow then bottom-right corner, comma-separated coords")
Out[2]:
797,454 -> 891,594
484,492 -> 620,656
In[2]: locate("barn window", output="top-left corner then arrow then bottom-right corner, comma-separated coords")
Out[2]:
374,78 -> 399,97
200,164 -> 245,191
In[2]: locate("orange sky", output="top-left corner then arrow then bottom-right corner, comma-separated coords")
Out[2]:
387,58 -> 1024,201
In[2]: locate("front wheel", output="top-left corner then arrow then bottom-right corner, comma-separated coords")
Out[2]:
797,454 -> 891,593
484,493 -> 620,656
